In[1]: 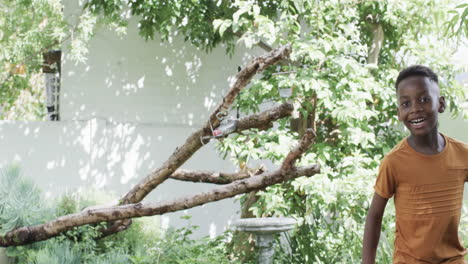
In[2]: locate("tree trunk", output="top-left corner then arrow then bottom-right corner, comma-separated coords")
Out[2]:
367,23 -> 384,65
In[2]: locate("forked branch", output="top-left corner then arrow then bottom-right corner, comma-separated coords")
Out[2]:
120,44 -> 292,205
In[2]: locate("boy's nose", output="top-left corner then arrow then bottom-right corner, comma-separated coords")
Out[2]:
410,102 -> 423,113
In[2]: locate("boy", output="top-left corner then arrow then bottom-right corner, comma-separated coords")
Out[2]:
362,65 -> 468,264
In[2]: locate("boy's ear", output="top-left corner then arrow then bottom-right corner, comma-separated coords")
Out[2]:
397,107 -> 402,121
438,96 -> 446,113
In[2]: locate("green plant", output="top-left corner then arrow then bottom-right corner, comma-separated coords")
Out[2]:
0,166 -> 53,235
0,0 -> 105,120
29,240 -> 83,264
146,217 -> 239,264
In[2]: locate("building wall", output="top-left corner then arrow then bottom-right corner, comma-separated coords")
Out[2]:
61,20 -> 258,124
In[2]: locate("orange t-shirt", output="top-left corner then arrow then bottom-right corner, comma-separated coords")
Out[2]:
374,134 -> 468,264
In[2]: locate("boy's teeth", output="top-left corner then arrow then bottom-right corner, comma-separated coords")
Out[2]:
410,118 -> 424,124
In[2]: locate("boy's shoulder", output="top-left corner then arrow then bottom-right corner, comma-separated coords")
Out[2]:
445,135 -> 468,151
445,135 -> 468,162
382,137 -> 409,162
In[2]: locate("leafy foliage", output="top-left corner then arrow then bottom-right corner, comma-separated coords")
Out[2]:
85,0 -> 281,54
0,166 -> 53,235
10,216 -> 239,264
0,0 -> 62,119
445,3 -> 468,39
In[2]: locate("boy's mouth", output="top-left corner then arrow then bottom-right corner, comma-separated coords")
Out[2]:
408,118 -> 426,128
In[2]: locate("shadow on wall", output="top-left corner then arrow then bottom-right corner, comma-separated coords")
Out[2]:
61,17 -> 261,126
0,118 -> 239,192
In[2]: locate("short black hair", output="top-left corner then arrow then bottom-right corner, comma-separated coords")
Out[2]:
395,65 -> 438,90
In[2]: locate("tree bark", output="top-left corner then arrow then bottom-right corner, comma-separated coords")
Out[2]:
102,101 -> 293,235
169,169 -> 258,184
367,23 -> 384,65
234,102 -> 293,132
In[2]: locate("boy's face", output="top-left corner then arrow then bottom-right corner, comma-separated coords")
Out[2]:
396,76 -> 446,137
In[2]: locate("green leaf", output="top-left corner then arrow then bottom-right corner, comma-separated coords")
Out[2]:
455,3 -> 468,9
218,20 -> 232,37
212,19 -> 224,31
233,6 -> 249,24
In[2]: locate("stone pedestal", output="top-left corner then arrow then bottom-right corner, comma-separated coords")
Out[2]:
234,217 -> 296,264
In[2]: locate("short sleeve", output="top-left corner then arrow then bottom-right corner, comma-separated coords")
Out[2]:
374,157 -> 397,199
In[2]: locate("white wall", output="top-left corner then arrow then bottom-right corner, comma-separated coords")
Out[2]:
61,20 -> 257,124
440,112 -> 468,142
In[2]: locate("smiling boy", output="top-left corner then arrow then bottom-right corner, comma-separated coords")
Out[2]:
362,65 -> 468,263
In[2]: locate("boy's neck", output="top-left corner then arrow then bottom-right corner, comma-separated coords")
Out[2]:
407,130 -> 445,155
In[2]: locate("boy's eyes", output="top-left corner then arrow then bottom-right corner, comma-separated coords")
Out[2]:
420,97 -> 431,103
399,97 -> 431,107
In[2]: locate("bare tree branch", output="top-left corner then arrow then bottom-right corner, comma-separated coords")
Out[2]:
0,165 -> 318,247
170,168 -> 263,184
281,128 -> 316,171
96,46 -> 292,237
119,44 -> 292,205
101,102 -> 294,236
97,218 -> 132,238
235,102 -> 293,132
98,45 -> 292,239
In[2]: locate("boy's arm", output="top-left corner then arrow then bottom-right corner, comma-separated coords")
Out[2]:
362,192 -> 388,264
